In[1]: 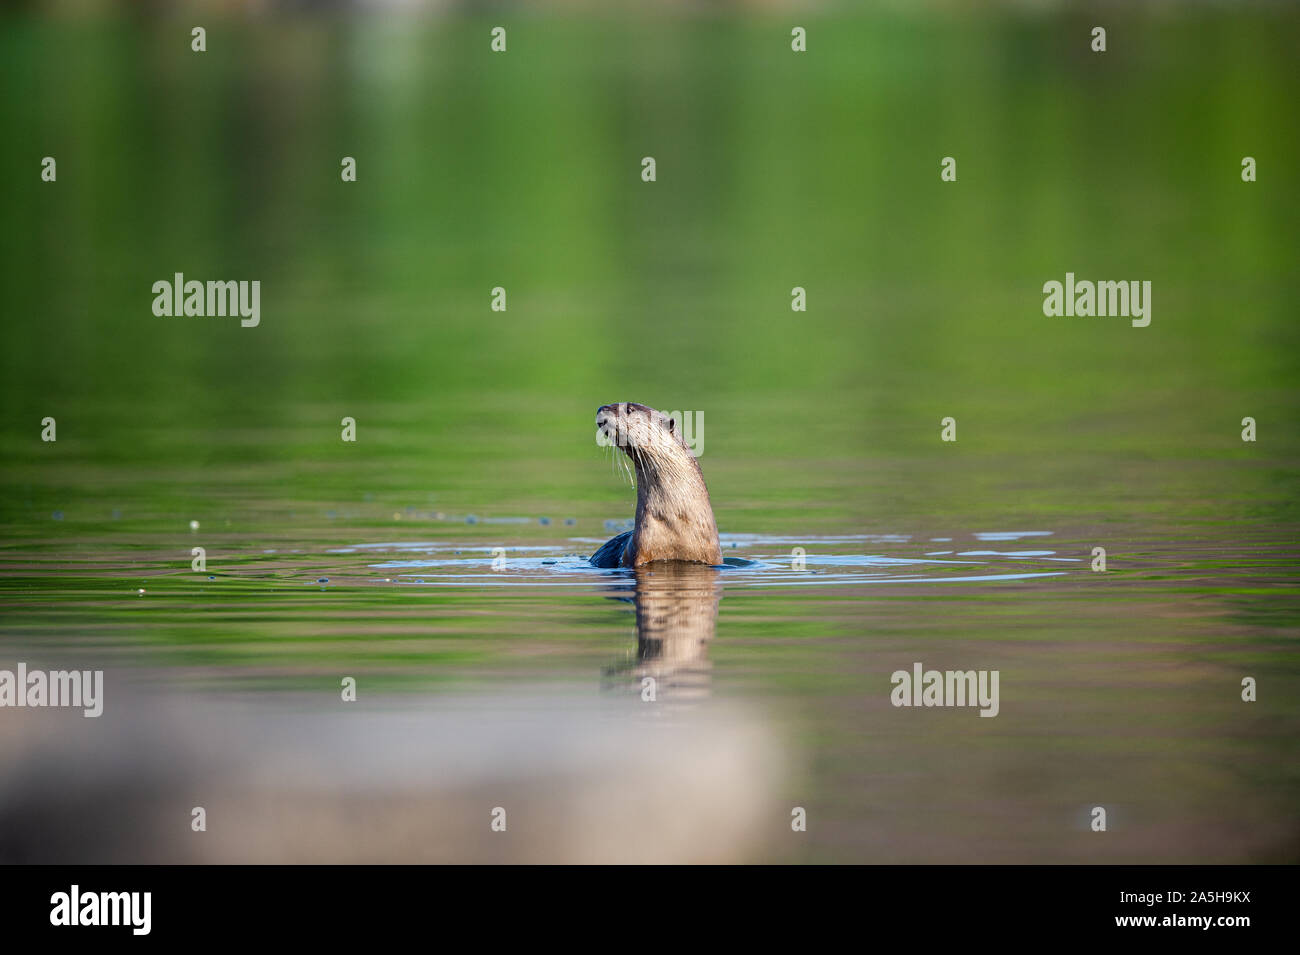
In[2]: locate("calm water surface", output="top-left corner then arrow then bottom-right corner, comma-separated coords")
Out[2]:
1,466 -> 1295,863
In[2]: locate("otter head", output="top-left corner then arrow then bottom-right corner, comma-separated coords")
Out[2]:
596,402 -> 690,462
595,402 -> 721,566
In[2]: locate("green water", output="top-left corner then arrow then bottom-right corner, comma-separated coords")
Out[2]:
0,9 -> 1297,863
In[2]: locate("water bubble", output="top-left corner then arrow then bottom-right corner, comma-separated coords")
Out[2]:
564,518 -> 576,526
52,510 -> 64,521
111,509 -> 122,520
465,515 -> 479,524
539,516 -> 551,525
189,520 -> 199,531
137,588 -> 146,596
317,577 -> 329,584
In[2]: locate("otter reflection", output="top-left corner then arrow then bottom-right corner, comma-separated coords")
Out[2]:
602,563 -> 722,705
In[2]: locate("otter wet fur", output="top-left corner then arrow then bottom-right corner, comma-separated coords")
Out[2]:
590,402 -> 723,568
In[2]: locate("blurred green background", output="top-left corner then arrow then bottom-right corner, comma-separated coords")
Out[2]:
2,3 -> 1296,534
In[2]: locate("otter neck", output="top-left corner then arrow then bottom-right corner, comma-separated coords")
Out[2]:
628,447 -> 721,565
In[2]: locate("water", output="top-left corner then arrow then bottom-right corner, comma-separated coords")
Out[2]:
3,506 -> 1295,862
1,8 -> 1298,863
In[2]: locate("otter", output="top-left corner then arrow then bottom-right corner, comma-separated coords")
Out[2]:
590,402 -> 723,568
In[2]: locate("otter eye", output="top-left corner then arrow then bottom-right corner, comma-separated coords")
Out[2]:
666,418 -> 675,432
